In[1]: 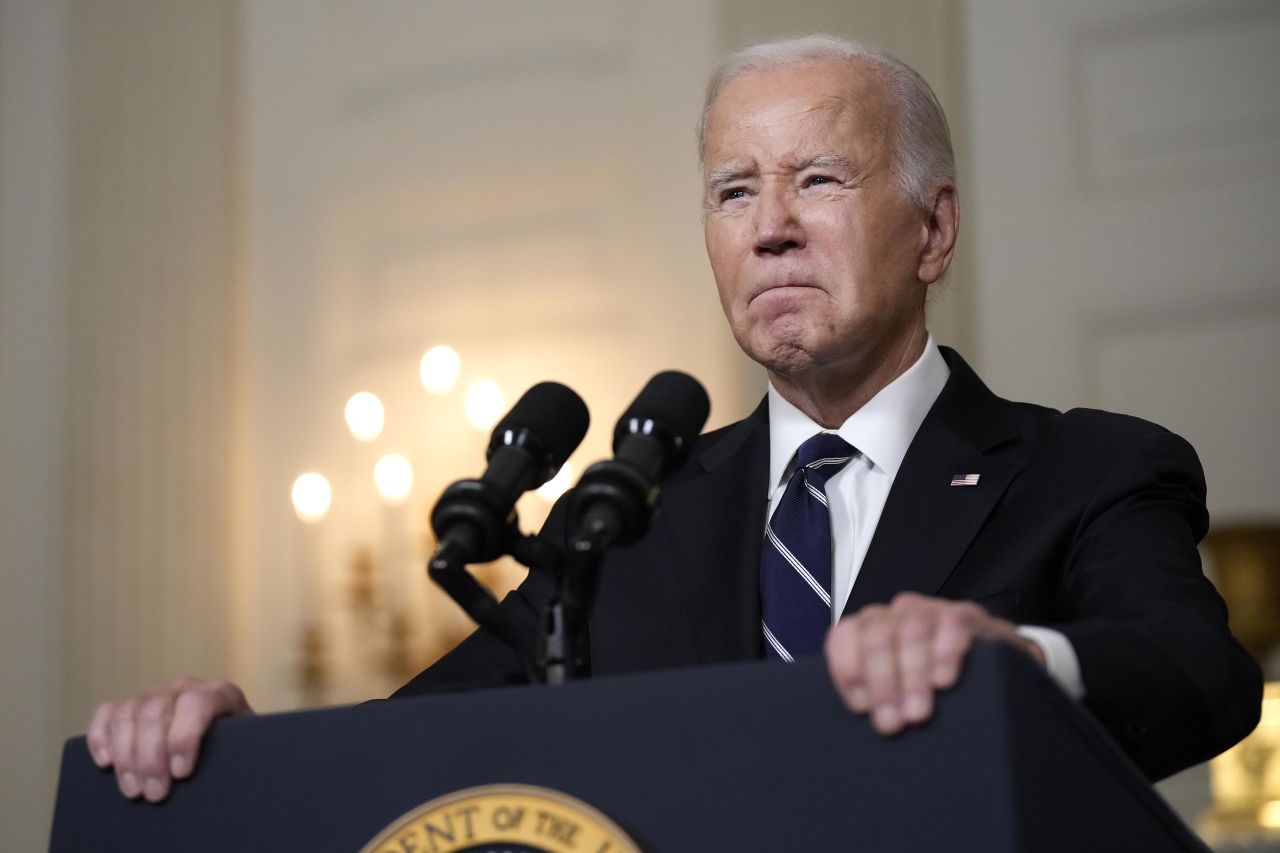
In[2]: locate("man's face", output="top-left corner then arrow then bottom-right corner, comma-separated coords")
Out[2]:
702,60 -> 936,381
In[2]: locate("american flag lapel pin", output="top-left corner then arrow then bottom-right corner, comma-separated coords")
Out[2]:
950,473 -> 981,487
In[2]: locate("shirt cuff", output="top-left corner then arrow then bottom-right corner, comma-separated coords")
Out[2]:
1016,625 -> 1086,700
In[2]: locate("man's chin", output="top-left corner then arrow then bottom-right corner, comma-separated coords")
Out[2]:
742,337 -> 818,377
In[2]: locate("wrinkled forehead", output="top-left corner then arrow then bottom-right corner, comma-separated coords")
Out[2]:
701,59 -> 896,172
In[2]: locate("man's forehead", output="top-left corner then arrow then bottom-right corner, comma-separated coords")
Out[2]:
702,60 -> 894,163
711,59 -> 889,120
703,90 -> 891,179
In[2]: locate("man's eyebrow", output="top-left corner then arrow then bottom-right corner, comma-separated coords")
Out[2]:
793,153 -> 856,172
705,167 -> 753,191
706,154 -> 857,190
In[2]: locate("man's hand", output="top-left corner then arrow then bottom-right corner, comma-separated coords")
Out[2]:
825,592 -> 1045,735
86,676 -> 253,802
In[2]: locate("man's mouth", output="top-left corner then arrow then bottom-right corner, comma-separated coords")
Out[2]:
750,281 -> 820,303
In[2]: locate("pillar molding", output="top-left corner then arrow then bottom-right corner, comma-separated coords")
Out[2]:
63,0 -> 240,719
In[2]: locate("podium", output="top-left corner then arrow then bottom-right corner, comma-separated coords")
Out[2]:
49,643 -> 1206,851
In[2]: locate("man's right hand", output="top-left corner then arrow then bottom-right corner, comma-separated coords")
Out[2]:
86,676 -> 253,803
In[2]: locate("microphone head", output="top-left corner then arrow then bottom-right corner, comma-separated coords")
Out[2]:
488,381 -> 590,476
614,371 -> 710,466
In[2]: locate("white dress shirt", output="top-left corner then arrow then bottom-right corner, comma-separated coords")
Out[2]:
764,336 -> 1085,699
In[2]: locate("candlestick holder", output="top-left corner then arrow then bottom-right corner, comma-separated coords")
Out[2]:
1201,523 -> 1280,843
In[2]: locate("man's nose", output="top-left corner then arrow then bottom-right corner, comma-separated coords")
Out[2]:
753,184 -> 805,256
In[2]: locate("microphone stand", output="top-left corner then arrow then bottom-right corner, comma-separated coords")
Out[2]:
542,480 -> 637,685
427,549 -> 537,685
433,369 -> 707,686
428,492 -> 564,685
423,379 -> 589,687
540,527 -> 607,686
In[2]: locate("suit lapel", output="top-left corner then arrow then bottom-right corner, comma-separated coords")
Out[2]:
644,349 -> 1024,649
843,349 -> 1023,615
660,400 -> 769,662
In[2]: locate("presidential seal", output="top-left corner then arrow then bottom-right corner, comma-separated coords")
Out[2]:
359,784 -> 642,853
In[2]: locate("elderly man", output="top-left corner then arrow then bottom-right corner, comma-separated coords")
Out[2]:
88,35 -> 1261,804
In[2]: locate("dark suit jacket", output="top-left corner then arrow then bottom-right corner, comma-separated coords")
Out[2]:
395,348 -> 1261,781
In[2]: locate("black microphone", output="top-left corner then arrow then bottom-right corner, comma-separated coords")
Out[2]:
567,371 -> 710,550
430,381 -> 590,567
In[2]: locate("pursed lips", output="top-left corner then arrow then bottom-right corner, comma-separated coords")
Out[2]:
748,281 -> 822,304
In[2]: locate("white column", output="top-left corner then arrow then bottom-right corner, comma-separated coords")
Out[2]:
61,0 -> 240,722
0,0 -> 71,847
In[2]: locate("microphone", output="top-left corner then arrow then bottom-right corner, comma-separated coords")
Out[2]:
430,381 -> 590,568
567,371 -> 710,550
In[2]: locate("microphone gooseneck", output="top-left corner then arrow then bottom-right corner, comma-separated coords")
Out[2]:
426,381 -> 589,683
544,372 -> 710,684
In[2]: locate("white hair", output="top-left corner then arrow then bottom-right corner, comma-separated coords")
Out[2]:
697,34 -> 955,210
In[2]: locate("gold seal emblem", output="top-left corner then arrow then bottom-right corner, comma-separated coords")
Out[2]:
360,784 -> 643,853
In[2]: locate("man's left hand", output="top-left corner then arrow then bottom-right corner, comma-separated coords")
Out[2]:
824,592 -> 1045,735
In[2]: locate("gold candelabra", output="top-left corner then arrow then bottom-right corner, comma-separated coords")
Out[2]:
1202,523 -> 1280,843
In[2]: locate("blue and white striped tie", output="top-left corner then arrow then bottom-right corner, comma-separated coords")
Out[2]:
760,432 -> 855,661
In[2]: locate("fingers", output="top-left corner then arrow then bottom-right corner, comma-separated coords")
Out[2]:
826,606 -> 871,712
86,702 -> 115,768
83,676 -> 253,803
167,680 -> 249,781
826,594 -> 1012,737
108,698 -> 143,798
860,608 -> 905,734
929,602 -> 981,690
167,691 -> 206,780
896,605 -> 936,726
135,694 -> 174,801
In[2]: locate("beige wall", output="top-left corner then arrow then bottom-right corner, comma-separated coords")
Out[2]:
1,0 -> 238,845
6,0 -> 1270,846
1,2 -> 71,849
963,0 -> 1280,827
61,0 -> 239,717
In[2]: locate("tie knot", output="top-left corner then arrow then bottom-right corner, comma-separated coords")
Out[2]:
794,432 -> 856,484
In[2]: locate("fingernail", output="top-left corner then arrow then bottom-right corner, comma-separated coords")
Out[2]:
120,771 -> 141,798
92,748 -> 109,767
143,777 -> 166,802
903,692 -> 929,721
848,686 -> 869,712
170,755 -> 187,778
873,705 -> 901,733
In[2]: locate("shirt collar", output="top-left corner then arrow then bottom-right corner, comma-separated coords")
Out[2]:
766,335 -> 950,489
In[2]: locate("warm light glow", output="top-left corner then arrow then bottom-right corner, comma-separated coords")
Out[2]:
420,345 -> 462,395
374,454 -> 413,505
536,461 -> 574,502
465,380 -> 505,431
344,392 -> 385,442
291,473 -> 332,523
1208,682 -> 1280,834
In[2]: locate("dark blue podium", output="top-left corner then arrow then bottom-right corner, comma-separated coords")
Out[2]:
49,643 -> 1206,851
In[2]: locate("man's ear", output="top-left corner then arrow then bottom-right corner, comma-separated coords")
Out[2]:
918,184 -> 958,285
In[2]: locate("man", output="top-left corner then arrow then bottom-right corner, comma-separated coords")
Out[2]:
87,35 -> 1262,804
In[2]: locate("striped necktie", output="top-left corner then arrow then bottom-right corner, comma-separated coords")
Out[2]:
760,432 -> 856,661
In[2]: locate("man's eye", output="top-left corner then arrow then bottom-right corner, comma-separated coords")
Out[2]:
806,174 -> 837,187
720,187 -> 747,201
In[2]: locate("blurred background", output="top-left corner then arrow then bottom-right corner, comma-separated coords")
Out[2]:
2,0 -> 1278,848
